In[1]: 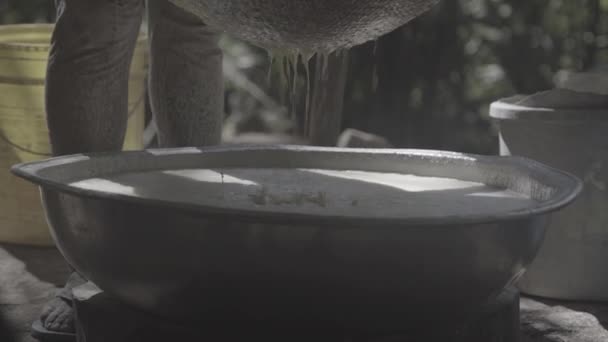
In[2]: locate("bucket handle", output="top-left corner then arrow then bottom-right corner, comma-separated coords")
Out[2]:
0,91 -> 146,157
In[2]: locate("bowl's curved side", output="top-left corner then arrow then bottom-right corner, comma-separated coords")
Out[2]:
42,188 -> 548,332
170,0 -> 440,52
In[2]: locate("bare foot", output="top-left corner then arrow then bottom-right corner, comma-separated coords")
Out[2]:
39,272 -> 87,333
40,296 -> 74,332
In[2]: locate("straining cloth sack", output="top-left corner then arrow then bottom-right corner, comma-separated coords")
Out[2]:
169,0 -> 440,52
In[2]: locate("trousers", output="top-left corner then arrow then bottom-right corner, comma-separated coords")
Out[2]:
46,0 -> 224,155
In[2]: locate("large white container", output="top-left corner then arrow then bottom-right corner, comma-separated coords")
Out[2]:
490,94 -> 608,300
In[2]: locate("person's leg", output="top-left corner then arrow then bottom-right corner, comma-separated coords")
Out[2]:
148,0 -> 224,148
41,0 -> 143,333
46,0 -> 144,154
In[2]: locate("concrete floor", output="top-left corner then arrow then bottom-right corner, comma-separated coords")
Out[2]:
1,243 -> 608,342
0,244 -> 69,342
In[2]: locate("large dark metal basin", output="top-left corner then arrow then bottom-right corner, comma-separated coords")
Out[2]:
170,0 -> 440,52
12,146 -> 581,335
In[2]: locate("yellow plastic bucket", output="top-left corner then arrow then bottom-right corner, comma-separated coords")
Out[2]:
0,24 -> 147,246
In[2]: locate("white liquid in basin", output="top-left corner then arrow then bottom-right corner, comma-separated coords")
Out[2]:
70,168 -> 538,219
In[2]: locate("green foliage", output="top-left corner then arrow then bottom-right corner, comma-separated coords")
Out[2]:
342,0 -> 607,153
0,0 -> 54,24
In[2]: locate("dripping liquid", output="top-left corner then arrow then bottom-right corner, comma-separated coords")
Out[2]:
267,50 -> 336,137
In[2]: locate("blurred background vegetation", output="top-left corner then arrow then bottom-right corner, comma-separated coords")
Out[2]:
1,0 -> 606,154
